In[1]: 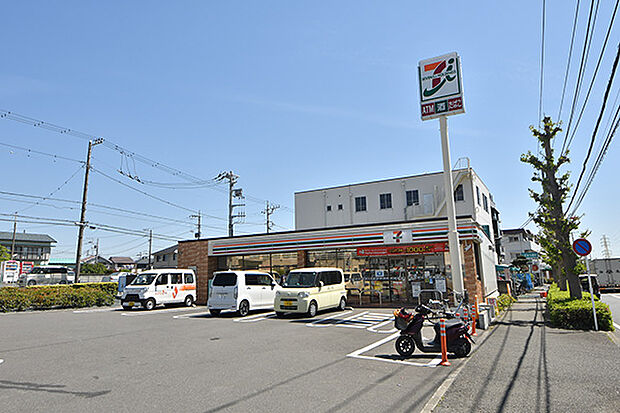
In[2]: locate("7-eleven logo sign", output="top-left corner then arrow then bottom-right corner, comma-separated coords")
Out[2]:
418,52 -> 464,120
393,231 -> 403,243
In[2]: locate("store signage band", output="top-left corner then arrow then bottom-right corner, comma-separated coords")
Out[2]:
418,52 -> 464,121
357,242 -> 448,256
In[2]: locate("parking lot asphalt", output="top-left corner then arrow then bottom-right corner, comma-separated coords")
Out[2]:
0,305 -> 466,413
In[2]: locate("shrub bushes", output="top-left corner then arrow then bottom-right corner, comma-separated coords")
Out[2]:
547,283 -> 614,331
0,282 -> 117,312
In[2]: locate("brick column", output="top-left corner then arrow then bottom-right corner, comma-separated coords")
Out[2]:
461,240 -> 483,301
297,250 -> 308,268
178,240 -> 217,305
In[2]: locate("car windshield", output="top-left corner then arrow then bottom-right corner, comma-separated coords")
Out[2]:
131,273 -> 157,285
283,272 -> 317,288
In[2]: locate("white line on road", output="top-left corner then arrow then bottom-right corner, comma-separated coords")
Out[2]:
346,332 -> 441,367
0,359 -> 4,365
173,311 -> 212,319
613,322 -> 620,331
367,318 -> 397,334
608,294 -> 620,300
234,312 -> 276,323
121,307 -> 201,317
73,308 -> 120,313
306,310 -> 354,327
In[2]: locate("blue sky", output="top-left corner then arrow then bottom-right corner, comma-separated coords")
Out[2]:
1,1 -> 618,259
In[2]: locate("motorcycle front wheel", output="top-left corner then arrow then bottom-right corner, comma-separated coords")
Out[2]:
395,335 -> 415,357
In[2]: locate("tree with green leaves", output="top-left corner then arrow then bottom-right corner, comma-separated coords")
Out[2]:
521,117 -> 582,299
0,245 -> 10,262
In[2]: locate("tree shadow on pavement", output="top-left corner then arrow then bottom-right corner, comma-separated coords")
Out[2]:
497,299 -> 550,413
0,380 -> 110,398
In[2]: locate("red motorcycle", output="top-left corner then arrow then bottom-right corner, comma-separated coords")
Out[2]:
393,304 -> 474,358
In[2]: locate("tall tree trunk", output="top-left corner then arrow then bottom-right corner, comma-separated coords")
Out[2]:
562,245 -> 581,299
555,265 -> 567,290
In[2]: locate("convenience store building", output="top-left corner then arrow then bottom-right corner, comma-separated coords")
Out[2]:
178,164 -> 500,306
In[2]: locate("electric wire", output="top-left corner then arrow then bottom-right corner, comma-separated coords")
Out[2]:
562,0 -> 600,155
539,0 -> 546,126
17,164 -> 85,213
563,0 -> 619,155
558,0 -> 582,126
567,43 -> 620,213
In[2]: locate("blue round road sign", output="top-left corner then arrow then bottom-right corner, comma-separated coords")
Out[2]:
572,238 -> 592,256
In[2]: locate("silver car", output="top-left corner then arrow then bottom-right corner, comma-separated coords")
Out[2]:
18,266 -> 76,287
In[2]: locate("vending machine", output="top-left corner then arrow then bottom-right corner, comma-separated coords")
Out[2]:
20,261 -> 34,275
1,260 -> 20,283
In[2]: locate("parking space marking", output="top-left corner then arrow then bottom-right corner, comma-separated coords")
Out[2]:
0,359 -> 4,365
346,332 -> 442,367
306,310 -> 355,327
234,312 -> 276,322
121,307 -> 200,317
73,308 -> 120,313
173,311 -> 212,319
367,318 -> 397,334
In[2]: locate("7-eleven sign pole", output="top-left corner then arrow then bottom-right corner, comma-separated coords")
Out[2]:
418,52 -> 466,299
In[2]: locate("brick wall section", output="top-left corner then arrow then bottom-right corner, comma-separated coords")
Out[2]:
178,240 -> 216,305
462,240 -> 483,301
297,251 -> 308,268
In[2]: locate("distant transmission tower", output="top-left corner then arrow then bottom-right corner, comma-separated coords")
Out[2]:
601,235 -> 612,258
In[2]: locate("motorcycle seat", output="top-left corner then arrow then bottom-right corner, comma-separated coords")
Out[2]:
433,319 -> 464,334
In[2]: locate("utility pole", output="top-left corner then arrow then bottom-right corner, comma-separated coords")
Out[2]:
262,201 -> 280,274
261,201 -> 280,234
148,229 -> 153,269
215,171 -> 245,236
190,211 -> 202,239
10,212 -> 17,259
75,138 -> 104,283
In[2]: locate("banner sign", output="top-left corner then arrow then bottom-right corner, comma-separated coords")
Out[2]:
521,252 -> 539,259
357,242 -> 448,256
418,52 -> 464,121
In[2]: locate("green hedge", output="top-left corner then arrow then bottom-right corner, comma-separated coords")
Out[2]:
0,282 -> 117,312
547,284 -> 614,331
496,294 -> 516,313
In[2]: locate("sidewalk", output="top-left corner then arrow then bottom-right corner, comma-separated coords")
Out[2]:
432,290 -> 620,413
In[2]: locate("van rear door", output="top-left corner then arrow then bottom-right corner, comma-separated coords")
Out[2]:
210,272 -> 238,307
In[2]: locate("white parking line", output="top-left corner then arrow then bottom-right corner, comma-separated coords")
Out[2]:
306,310 -> 355,327
234,312 -> 276,323
121,307 -> 200,317
367,318 -> 397,334
346,332 -> 441,367
173,311 -> 212,319
613,322 -> 620,331
73,308 -> 120,313
0,359 -> 4,365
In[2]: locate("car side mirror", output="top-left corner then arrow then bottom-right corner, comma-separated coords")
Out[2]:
319,281 -> 324,288
270,282 -> 275,289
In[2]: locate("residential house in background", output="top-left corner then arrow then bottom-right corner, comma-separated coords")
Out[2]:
109,256 -> 135,271
500,228 -> 540,264
153,245 -> 178,269
81,255 -> 113,268
0,231 -> 56,266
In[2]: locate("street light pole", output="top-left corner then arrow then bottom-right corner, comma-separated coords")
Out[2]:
75,138 -> 103,283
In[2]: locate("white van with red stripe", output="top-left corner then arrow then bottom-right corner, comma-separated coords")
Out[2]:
121,269 -> 196,310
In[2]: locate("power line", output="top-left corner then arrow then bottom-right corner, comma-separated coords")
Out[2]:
558,0 -> 582,125
0,110 -> 295,213
17,164 -> 84,213
568,101 -> 620,216
562,0 -> 600,154
538,0 -> 546,126
563,0 -> 619,154
567,43 -> 620,213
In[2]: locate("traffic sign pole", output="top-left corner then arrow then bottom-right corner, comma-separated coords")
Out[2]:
572,238 -> 597,331
585,257 -> 598,331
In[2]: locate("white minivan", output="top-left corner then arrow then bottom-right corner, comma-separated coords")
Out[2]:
274,267 -> 347,317
121,269 -> 196,310
208,271 -> 279,317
